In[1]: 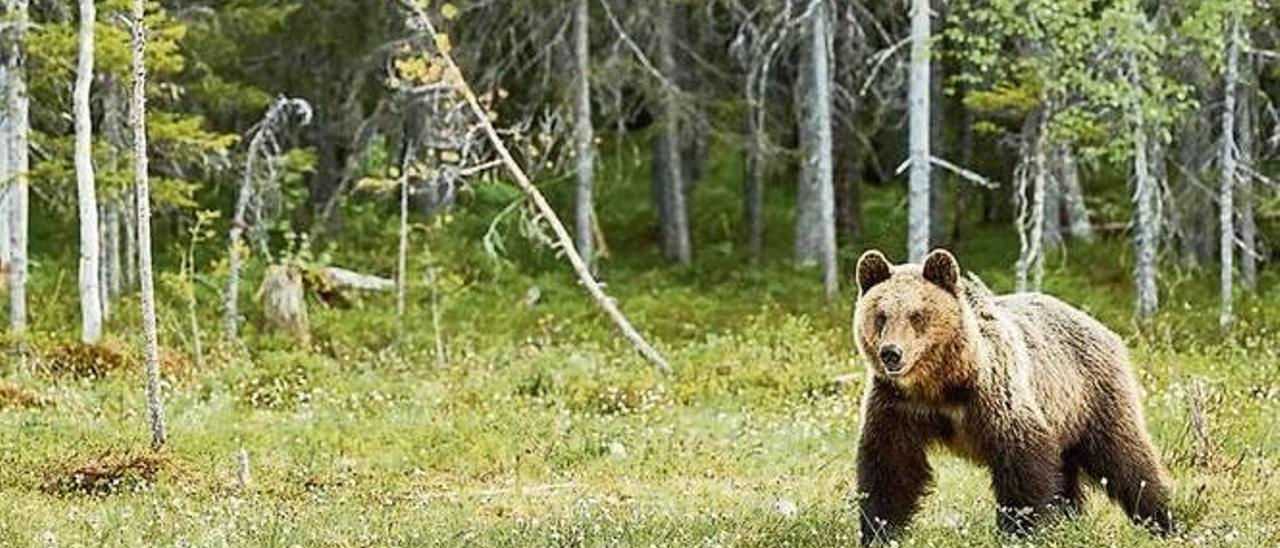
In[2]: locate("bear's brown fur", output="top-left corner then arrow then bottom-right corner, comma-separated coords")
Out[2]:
852,249 -> 1172,544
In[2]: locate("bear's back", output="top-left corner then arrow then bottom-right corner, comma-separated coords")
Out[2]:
987,292 -> 1135,443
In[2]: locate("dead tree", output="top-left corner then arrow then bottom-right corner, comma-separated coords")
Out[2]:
223,96 -> 312,341
397,0 -> 672,375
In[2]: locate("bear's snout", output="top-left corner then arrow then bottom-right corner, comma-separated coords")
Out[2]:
878,344 -> 904,373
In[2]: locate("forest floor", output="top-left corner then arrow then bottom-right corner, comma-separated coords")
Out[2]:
0,151 -> 1277,546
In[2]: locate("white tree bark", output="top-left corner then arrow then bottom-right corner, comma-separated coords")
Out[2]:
1132,103 -> 1159,323
1058,146 -> 1093,242
5,0 -> 28,331
396,151 -> 411,342
74,0 -> 103,344
1219,14 -> 1238,331
131,0 -> 167,451
573,0 -> 596,269
1015,110 -> 1046,293
906,0 -> 931,263
795,0 -> 837,300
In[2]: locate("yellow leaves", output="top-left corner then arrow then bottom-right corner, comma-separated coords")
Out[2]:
393,56 -> 445,86
434,33 -> 452,56
440,3 -> 459,21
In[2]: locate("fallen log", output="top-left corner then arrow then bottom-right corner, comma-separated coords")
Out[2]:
321,266 -> 395,291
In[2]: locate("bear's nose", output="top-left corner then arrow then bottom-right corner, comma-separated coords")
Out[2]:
878,344 -> 903,371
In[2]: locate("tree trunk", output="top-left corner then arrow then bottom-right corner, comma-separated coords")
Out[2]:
1219,14 -> 1238,331
5,0 -> 28,331
834,124 -> 862,247
744,88 -> 765,264
102,79 -> 126,300
1238,57 -> 1257,294
396,145 -> 412,343
906,0 -> 932,263
653,0 -> 690,265
1058,146 -> 1093,242
1015,110 -> 1046,293
795,0 -> 837,300
573,0 -> 596,269
74,0 -> 103,344
131,0 -> 167,451
1042,147 -> 1063,247
1132,97 -> 1158,324
928,0 -> 946,248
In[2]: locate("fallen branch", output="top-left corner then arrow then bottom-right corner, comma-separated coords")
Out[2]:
397,0 -> 672,376
322,266 -> 395,291
894,155 -> 1000,189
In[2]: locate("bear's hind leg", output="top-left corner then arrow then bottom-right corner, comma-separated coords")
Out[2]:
1058,447 -> 1085,516
1081,423 -> 1174,533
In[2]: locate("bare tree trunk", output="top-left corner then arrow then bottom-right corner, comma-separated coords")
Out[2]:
1219,14 -> 1238,331
1132,92 -> 1158,323
744,92 -> 765,264
131,0 -> 167,451
74,0 -> 103,344
928,0 -> 946,248
654,0 -> 690,265
123,188 -> 137,289
795,0 -> 837,299
98,206 -> 111,322
1042,147 -> 1063,248
102,79 -> 126,300
1015,110 -> 1046,293
396,146 -> 411,343
5,0 -> 28,331
1238,59 -> 1257,294
397,0 -> 672,375
906,0 -> 931,262
1058,146 -> 1093,242
573,0 -> 596,269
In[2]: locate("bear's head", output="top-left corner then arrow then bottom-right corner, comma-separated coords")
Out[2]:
853,248 -> 971,396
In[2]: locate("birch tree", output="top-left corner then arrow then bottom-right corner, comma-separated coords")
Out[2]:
1219,10 -> 1239,331
74,0 -> 103,344
795,0 -> 837,299
906,0 -> 931,263
573,0 -> 596,269
4,0 -> 27,330
130,0 -> 167,451
1131,59 -> 1159,323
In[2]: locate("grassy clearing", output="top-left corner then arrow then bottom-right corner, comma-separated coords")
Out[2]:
1,143 -> 1277,546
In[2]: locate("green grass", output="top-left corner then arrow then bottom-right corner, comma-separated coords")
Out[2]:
0,139 -> 1277,546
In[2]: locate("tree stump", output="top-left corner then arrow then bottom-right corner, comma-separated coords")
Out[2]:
258,264 -> 309,343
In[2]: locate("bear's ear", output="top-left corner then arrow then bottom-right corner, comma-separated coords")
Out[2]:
922,249 -> 960,294
856,250 -> 892,293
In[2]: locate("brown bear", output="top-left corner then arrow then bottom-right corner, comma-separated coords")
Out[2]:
852,249 -> 1172,544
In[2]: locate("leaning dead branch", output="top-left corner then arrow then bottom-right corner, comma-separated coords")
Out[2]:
396,0 -> 672,375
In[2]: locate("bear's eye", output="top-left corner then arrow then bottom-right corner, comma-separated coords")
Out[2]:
874,311 -> 887,331
909,311 -> 926,330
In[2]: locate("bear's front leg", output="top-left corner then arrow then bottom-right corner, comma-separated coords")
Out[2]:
856,388 -> 932,545
989,437 -> 1062,535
